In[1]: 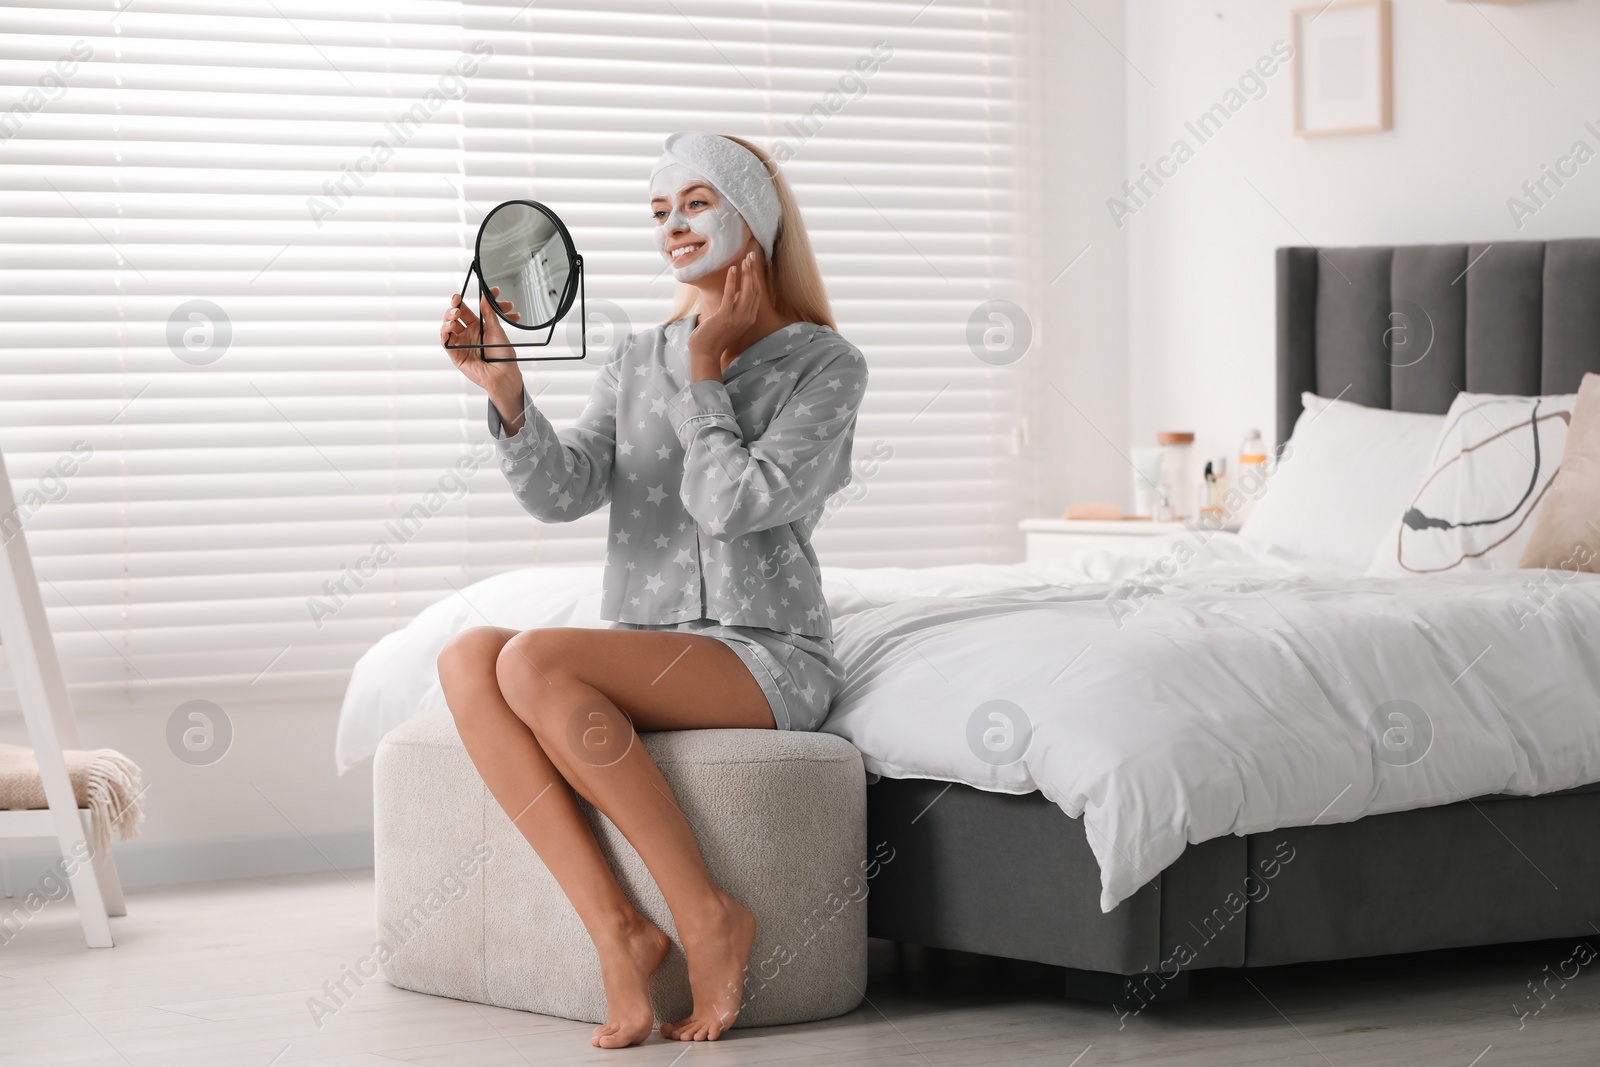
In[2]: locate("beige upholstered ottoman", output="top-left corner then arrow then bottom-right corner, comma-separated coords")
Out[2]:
373,711 -> 868,1028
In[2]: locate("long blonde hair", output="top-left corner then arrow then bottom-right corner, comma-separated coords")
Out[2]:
662,135 -> 834,329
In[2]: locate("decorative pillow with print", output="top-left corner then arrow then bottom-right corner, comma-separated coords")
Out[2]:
1520,373 -> 1600,573
1367,390 -> 1577,576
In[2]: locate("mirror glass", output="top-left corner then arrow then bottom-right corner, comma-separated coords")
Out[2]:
476,202 -> 575,330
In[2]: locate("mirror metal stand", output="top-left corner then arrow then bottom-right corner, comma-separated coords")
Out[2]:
449,253 -> 586,363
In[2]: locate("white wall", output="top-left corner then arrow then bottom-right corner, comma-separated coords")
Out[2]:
0,699 -> 372,892
1029,0 -> 1133,516
1121,0 -> 1600,471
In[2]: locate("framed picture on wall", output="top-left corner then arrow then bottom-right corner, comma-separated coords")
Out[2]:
1292,0 -> 1392,137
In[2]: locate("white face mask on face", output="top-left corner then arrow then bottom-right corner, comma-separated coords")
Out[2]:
650,163 -> 748,283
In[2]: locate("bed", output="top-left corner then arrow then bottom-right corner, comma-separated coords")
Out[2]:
337,238 -> 1600,1007
858,237 -> 1600,1002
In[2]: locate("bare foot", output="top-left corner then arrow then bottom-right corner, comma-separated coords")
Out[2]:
590,914 -> 670,1049
660,892 -> 757,1042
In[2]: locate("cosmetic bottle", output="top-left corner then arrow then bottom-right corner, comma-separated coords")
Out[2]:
1236,428 -> 1269,522
1204,457 -> 1230,516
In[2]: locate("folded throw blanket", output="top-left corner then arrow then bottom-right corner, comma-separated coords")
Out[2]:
0,744 -> 144,854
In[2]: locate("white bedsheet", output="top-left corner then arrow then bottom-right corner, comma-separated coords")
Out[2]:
335,534 -> 1600,913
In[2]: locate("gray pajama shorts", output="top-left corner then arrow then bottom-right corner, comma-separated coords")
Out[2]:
611,619 -> 845,733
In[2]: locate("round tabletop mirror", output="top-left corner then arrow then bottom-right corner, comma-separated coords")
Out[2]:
475,201 -> 579,332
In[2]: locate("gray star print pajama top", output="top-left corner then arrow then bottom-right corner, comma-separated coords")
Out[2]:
487,316 -> 869,731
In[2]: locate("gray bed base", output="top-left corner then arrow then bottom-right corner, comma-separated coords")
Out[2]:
867,778 -> 1600,1004
865,238 -> 1600,1003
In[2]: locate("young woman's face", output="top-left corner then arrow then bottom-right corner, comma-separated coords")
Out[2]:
650,164 -> 750,282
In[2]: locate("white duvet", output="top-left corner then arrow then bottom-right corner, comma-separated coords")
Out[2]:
335,534 -> 1600,912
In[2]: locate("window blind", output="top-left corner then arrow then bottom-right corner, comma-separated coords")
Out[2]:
0,0 -> 1029,715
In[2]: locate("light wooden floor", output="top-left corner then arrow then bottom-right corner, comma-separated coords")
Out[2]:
3,869 -> 1598,1065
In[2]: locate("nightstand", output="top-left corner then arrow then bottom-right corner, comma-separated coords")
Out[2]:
1019,518 -> 1190,561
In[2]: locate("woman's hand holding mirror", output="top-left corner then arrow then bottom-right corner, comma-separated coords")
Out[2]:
442,285 -> 528,432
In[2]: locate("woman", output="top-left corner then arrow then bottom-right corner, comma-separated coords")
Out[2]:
436,132 -> 867,1048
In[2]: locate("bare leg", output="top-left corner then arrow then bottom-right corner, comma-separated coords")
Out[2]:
494,626 -> 774,1042
438,627 -> 670,1049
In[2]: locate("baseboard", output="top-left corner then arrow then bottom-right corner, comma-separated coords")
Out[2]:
0,830 -> 375,896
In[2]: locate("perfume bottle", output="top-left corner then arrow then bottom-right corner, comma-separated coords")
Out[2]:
1236,428 -> 1269,522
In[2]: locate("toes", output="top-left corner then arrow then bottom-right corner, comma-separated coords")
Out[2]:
662,1014 -> 735,1042
600,1029 -> 642,1049
591,1020 -> 654,1050
660,1015 -> 731,1042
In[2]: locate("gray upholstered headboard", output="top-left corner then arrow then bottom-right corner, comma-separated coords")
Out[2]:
1276,239 -> 1600,444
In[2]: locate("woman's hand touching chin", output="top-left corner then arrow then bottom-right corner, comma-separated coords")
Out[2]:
687,249 -> 765,382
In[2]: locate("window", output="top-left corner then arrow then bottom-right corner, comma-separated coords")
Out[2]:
0,0 -> 1029,714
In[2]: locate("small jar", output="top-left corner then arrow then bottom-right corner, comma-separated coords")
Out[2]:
1156,431 -> 1195,521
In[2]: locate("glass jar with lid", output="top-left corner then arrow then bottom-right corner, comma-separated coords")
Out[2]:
1156,431 -> 1196,521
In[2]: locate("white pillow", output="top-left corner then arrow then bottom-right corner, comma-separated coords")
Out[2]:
1367,390 -> 1577,576
1239,393 -> 1445,571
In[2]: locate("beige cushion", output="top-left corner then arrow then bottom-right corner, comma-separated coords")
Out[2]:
373,711 -> 868,1028
1521,373 -> 1600,573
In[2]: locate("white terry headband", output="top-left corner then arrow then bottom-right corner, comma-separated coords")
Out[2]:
649,132 -> 782,260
